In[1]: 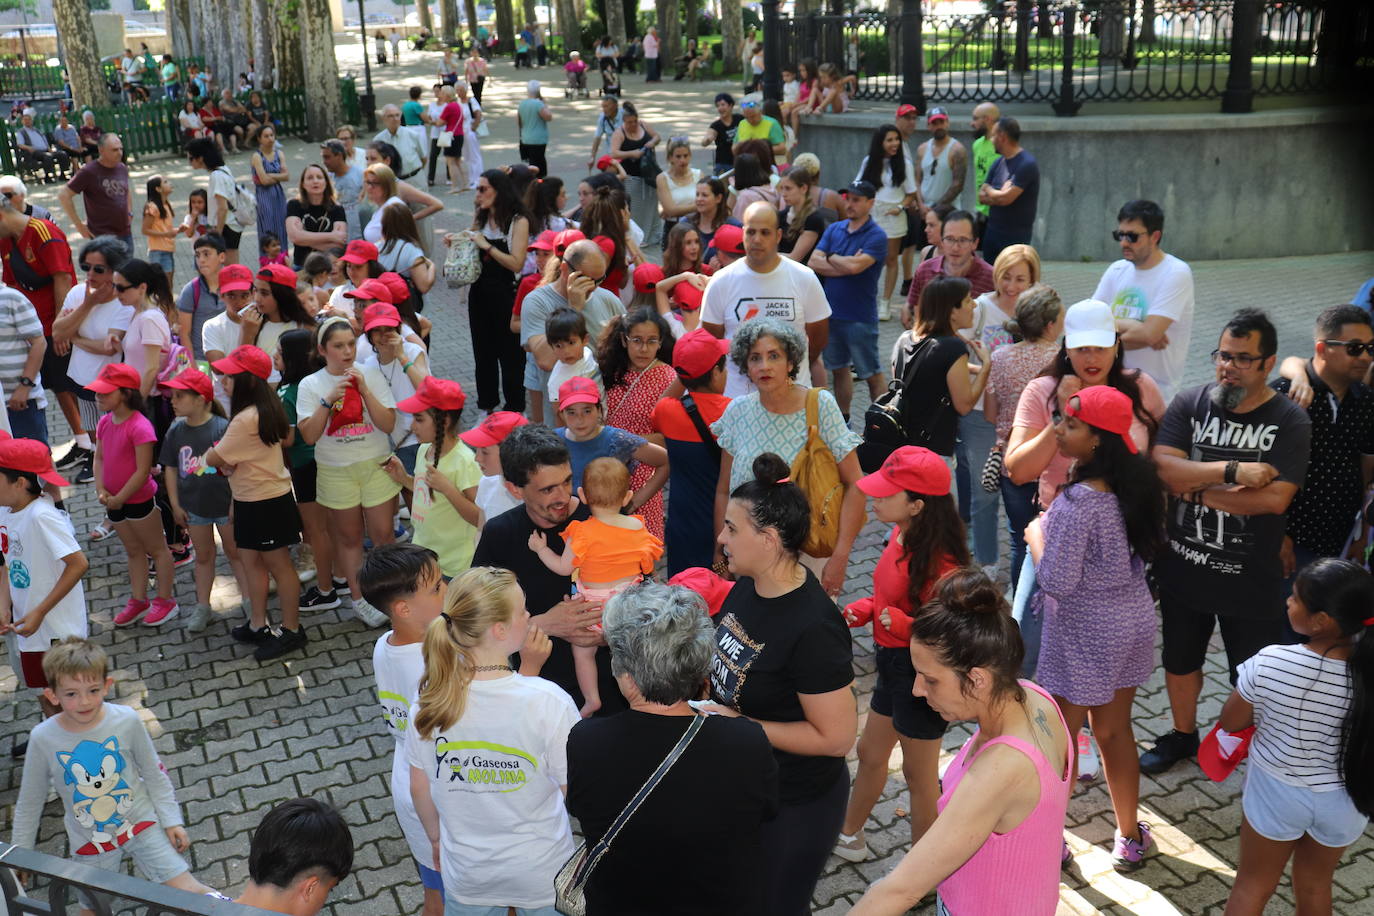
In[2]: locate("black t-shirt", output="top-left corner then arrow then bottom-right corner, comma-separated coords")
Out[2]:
471,501 -> 627,713
777,208 -> 828,255
709,571 -> 853,803
1154,384 -> 1312,616
709,115 -> 741,167
895,334 -> 967,456
566,711 -> 779,914
285,198 -> 346,267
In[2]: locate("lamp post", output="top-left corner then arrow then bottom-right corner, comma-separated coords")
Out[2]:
761,0 -> 782,101
357,0 -> 377,130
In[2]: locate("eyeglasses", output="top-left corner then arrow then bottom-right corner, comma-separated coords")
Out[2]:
112,282 -> 133,293
78,262 -> 109,274
1210,349 -> 1268,369
1111,230 -> 1144,243
930,158 -> 939,176
942,235 -> 975,246
625,335 -> 661,348
1323,339 -> 1374,357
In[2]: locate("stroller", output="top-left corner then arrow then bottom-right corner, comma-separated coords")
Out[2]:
600,66 -> 621,98
564,55 -> 589,99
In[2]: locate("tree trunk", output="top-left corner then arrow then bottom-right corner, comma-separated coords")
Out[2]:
720,0 -> 742,74
416,0 -> 433,33
555,0 -> 580,53
1140,0 -> 1157,43
462,0 -> 479,46
523,0 -> 538,32
225,0 -> 251,88
270,0 -> 305,91
51,0 -> 106,109
656,1 -> 680,65
166,0 -> 193,60
440,0 -> 459,44
251,0 -> 276,89
299,0 -> 342,140
495,0 -> 516,53
604,0 -> 627,47
685,0 -> 698,42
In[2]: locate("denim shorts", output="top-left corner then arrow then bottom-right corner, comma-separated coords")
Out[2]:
185,510 -> 230,527
148,249 -> 175,273
1243,762 -> 1368,848
823,318 -> 881,379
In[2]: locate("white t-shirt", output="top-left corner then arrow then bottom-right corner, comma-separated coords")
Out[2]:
701,255 -> 832,397
0,499 -> 87,653
1093,253 -> 1194,403
57,285 -> 133,387
372,634 -> 430,867
475,474 -> 520,528
296,363 -> 398,466
856,155 -> 918,207
364,195 -> 406,244
404,675 -> 579,907
361,340 -> 426,449
209,168 -> 244,231
546,346 -> 603,403
962,293 -> 1019,413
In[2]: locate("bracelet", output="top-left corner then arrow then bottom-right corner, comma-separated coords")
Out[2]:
402,359 -> 417,372
319,398 -> 331,409
1224,459 -> 1239,485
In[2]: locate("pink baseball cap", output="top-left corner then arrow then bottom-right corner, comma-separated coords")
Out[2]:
362,303 -> 403,332
557,376 -> 601,409
1065,386 -> 1138,454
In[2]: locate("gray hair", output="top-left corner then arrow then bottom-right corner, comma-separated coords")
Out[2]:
729,316 -> 806,379
0,175 -> 27,198
79,235 -> 131,271
603,582 -> 715,705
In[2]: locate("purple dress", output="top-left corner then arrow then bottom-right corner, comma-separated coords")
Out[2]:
1033,483 -> 1155,706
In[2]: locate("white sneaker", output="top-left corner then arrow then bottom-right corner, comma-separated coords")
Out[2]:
833,830 -> 871,862
878,299 -> 892,321
352,597 -> 389,628
1078,730 -> 1101,782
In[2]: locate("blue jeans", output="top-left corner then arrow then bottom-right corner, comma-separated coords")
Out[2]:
957,411 -> 1000,566
1011,552 -> 1040,678
7,399 -> 48,443
1000,476 -> 1039,593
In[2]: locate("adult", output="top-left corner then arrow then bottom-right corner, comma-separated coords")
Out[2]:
642,26 -> 662,81
595,35 -> 619,72
0,176 -> 51,222
1143,309 -> 1313,774
610,101 -> 662,249
245,91 -> 274,147
729,147 -> 779,221
470,424 -> 624,711
977,117 -> 1039,266
567,582 -> 778,912
77,112 -> 103,161
120,48 -> 146,100
776,165 -> 827,263
178,99 -> 208,141
0,262 -> 46,443
700,451 -> 856,915
227,798 -> 353,915
455,82 -> 485,192
360,161 -> 442,246
1096,199 -> 1195,402
186,138 -> 245,264
176,233 -> 227,361
375,204 -> 436,302
857,124 -> 919,313
159,55 -> 181,101
702,93 -> 742,177
50,114 -> 84,165
251,126 -> 291,260
684,177 -> 736,256
588,97 -> 624,172
220,91 -> 252,151
702,203 -> 831,398
916,106 -> 966,216
516,81 -> 552,179
533,22 -> 548,67
808,180 -> 887,419
285,164 -> 346,268
969,104 -> 1000,231
711,317 -> 863,594
849,570 -> 1071,916
319,139 -> 365,241
902,209 -> 993,328
373,105 -> 427,181
464,46 -> 488,103
432,85 -> 466,194
423,83 -> 448,187
891,103 -> 922,298
733,98 -> 787,160
655,136 -> 700,241
336,125 -> 369,173
12,109 -> 68,182
400,86 -> 428,149
460,169 -> 530,415
185,63 -> 210,101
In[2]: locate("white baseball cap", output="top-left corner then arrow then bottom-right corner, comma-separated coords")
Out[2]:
1064,299 -> 1118,349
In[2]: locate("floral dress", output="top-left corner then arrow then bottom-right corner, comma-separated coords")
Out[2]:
604,361 -> 676,539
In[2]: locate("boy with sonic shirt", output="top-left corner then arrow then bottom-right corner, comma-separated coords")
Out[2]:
11,637 -> 217,912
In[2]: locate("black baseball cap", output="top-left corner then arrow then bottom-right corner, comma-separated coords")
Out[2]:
843,180 -> 877,199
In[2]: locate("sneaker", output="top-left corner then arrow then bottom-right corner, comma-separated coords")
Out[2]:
230,622 -> 272,644
74,460 -> 95,484
833,830 -> 871,863
351,597 -> 389,627
300,586 -> 342,612
1062,839 -> 1074,869
114,598 -> 150,626
144,598 -> 179,626
170,545 -> 194,569
54,442 -> 92,471
254,626 -> 309,661
878,299 -> 892,321
1112,822 -> 1154,873
1139,729 -> 1199,775
1077,730 -> 1101,782
186,602 -> 212,633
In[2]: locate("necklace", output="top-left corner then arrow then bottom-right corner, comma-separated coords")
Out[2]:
473,664 -> 512,673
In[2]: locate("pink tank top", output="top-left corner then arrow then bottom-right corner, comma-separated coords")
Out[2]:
935,680 -> 1071,915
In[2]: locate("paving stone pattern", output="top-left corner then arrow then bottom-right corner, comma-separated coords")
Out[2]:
2,41 -> 1372,915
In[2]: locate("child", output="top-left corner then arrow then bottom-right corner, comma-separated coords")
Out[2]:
359,302 -> 430,475
383,377 -> 481,578
180,188 -> 209,239
545,307 -> 602,413
220,797 -> 353,913
361,543 -> 449,916
555,376 -> 667,500
0,438 -> 89,731
258,231 -> 289,268
837,445 -> 967,862
159,367 -> 248,634
1211,558 -> 1374,915
458,410 -> 528,529
11,637 -> 217,911
301,251 -> 335,317
202,345 -> 305,661
529,457 -> 663,717
87,364 -> 179,628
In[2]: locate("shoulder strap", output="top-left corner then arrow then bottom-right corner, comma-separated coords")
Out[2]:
804,384 -> 821,433
680,393 -> 720,461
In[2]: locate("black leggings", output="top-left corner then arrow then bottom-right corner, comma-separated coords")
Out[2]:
757,765 -> 849,916
467,239 -> 525,413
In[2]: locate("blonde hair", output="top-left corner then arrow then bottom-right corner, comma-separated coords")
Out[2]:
413,567 -> 520,739
364,162 -> 398,200
42,636 -> 109,686
992,243 -> 1041,289
582,456 -> 630,508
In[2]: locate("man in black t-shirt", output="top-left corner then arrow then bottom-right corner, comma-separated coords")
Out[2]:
701,93 -> 742,176
1141,309 -> 1311,775
470,425 -> 626,713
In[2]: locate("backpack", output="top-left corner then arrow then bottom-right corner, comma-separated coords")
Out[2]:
155,340 -> 193,389
789,386 -> 843,559
444,235 -> 481,288
214,166 -> 257,226
856,336 -> 950,473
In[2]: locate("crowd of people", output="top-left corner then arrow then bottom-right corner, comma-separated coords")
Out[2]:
0,34 -> 1371,916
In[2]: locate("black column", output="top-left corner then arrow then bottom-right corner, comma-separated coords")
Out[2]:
1221,0 -> 1259,113
762,0 -> 783,101
900,0 -> 926,112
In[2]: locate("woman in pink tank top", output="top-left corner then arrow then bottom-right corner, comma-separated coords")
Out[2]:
850,568 -> 1072,916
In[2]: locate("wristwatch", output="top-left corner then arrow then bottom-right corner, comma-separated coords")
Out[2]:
17,376 -> 33,388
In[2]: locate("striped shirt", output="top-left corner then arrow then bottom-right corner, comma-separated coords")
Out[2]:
0,284 -> 44,396
1238,643 -> 1352,791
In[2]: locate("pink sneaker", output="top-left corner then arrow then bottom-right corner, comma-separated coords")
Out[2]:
114,598 -> 150,626
144,598 -> 179,627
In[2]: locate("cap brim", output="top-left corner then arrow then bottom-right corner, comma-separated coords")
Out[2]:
219,282 -> 252,293
457,429 -> 497,447
395,394 -> 431,413
1065,330 -> 1117,350
363,319 -> 402,332
856,470 -> 902,498
558,394 -> 601,409
209,356 -> 244,375
338,254 -> 369,265
84,379 -> 121,393
39,468 -> 70,487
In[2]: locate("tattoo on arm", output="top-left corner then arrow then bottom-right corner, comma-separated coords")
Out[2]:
1034,708 -> 1053,740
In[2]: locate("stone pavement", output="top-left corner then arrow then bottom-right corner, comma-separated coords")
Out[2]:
1,37 -> 1372,915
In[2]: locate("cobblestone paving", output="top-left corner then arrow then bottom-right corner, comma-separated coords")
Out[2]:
1,38 -> 1372,914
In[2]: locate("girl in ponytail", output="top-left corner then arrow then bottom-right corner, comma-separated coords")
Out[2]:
1219,558 -> 1374,915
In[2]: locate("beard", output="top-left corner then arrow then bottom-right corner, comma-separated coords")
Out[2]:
972,125 -> 985,139
1210,382 -> 1246,411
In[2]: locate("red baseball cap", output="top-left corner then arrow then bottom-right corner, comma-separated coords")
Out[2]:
590,235 -> 616,260
397,376 -> 466,413
257,263 -> 298,288
459,410 -> 529,447
673,281 -> 705,312
0,437 -> 68,487
362,302 -> 403,332
339,239 -> 379,265
529,230 -> 558,252
926,106 -> 949,123
218,263 -> 254,294
712,224 -> 744,255
857,445 -> 952,498
596,155 -> 615,171
633,263 -> 664,294
211,345 -> 273,380
161,367 -> 215,402
344,278 -> 394,304
672,328 -> 729,378
667,567 -> 734,617
557,376 -> 602,409
895,103 -> 919,118
553,229 -> 586,255
377,272 -> 411,305
1065,386 -> 1138,453
1198,723 -> 1255,782
85,362 -> 141,393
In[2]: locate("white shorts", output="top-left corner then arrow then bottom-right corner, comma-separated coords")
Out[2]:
76,821 -> 189,907
1243,762 -> 1368,848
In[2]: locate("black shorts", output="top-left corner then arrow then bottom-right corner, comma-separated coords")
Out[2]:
289,458 -> 318,505
107,497 -> 156,523
221,226 -> 243,250
870,646 -> 948,740
233,492 -> 302,552
42,335 -> 78,394
901,208 -> 920,250
1159,596 -> 1286,684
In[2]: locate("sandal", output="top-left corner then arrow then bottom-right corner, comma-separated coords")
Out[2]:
89,519 -> 115,541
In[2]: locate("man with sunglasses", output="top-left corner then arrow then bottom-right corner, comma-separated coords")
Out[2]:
1142,308 -> 1312,775
1095,199 -> 1194,402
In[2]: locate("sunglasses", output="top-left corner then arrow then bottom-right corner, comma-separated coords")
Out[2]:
1111,230 -> 1145,243
113,282 -> 134,293
1323,339 -> 1374,357
79,262 -> 110,274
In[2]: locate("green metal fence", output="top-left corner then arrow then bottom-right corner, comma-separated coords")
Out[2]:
0,57 -> 207,97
